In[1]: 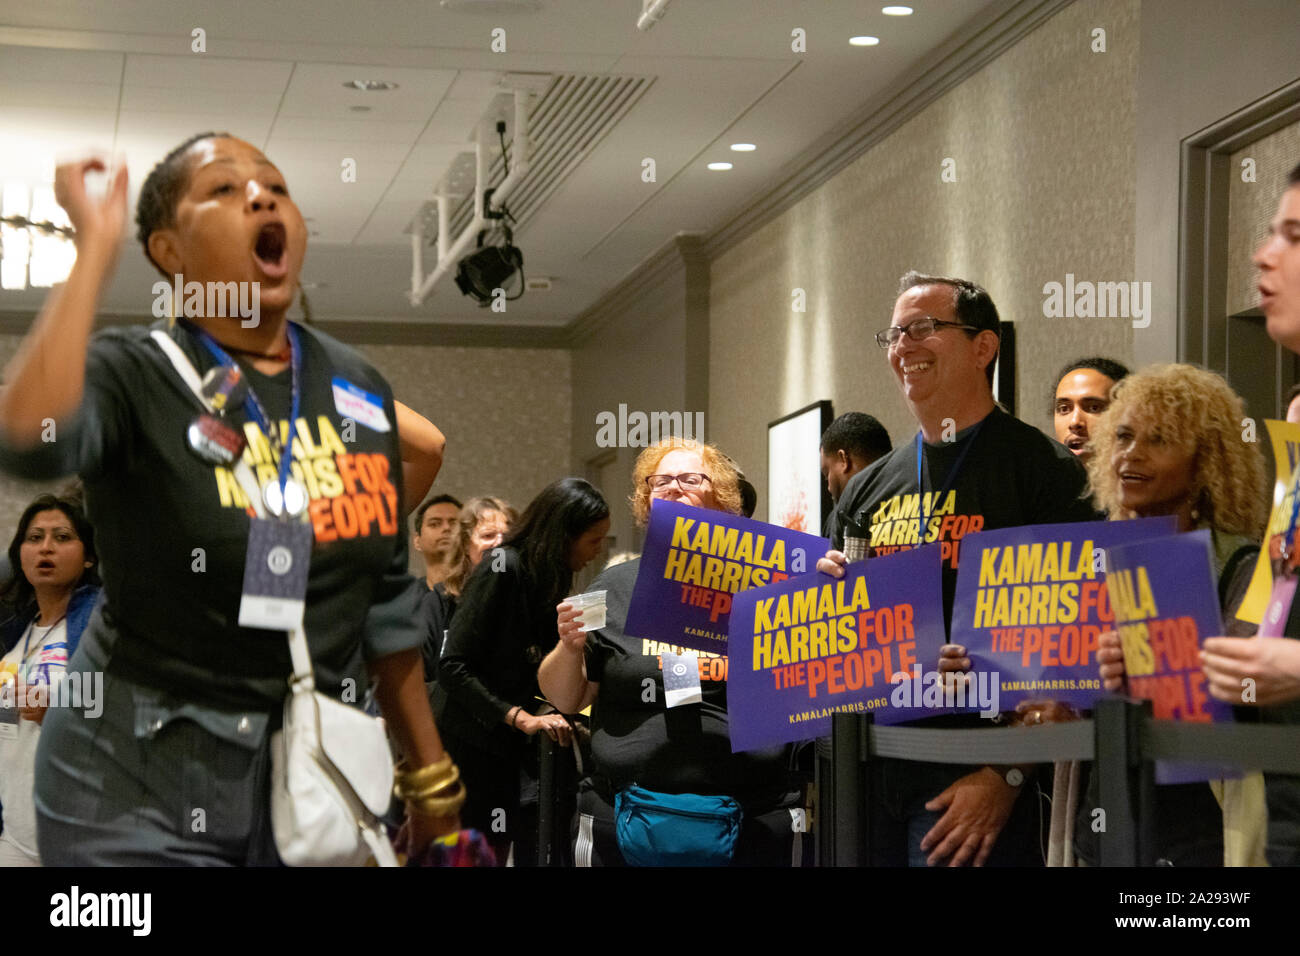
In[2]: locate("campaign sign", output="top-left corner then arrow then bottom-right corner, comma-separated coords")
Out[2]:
624,499 -> 829,654
726,544 -> 944,752
948,517 -> 1177,711
1107,530 -> 1235,784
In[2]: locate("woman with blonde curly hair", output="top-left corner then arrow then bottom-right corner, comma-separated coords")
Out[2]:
1084,363 -> 1266,540
1084,363 -> 1268,866
539,438 -> 799,866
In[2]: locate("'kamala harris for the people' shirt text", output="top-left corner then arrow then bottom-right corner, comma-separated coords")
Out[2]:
211,415 -> 398,541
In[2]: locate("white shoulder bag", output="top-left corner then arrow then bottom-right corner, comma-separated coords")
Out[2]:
151,329 -> 398,867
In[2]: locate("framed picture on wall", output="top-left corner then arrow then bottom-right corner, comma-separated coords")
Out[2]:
993,320 -> 1016,418
767,400 -> 833,534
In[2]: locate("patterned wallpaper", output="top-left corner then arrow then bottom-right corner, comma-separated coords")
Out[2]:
1229,119 -> 1300,316
0,331 -> 571,578
709,0 -> 1139,511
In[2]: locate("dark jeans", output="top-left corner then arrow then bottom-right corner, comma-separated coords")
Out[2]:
34,666 -> 280,866
1266,772 -> 1300,866
868,758 -> 1044,867
440,730 -> 529,866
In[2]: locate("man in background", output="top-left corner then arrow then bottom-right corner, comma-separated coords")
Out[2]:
1052,357 -> 1129,461
412,493 -> 462,589
820,412 -> 892,537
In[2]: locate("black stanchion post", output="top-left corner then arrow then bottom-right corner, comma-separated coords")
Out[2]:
814,736 -> 832,867
829,712 -> 867,867
1095,697 -> 1145,867
537,734 -> 556,867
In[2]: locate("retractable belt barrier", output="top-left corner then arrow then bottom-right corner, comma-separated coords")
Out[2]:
817,699 -> 1300,867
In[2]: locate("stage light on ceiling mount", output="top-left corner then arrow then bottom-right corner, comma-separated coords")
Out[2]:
730,143 -> 756,152
707,162 -> 733,171
454,225 -> 525,307
882,6 -> 914,15
849,36 -> 880,46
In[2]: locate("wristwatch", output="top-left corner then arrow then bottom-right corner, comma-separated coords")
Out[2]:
988,765 -> 1024,787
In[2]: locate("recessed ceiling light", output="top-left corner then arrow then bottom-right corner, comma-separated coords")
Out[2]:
342,80 -> 399,91
707,162 -> 733,171
730,143 -> 756,152
882,6 -> 913,15
349,105 -> 372,113
849,36 -> 880,46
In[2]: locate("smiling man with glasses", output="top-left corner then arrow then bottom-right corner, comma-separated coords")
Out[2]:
819,270 -> 1095,869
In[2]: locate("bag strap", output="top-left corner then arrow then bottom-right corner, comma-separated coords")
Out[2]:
150,329 -> 316,689
149,329 -> 268,520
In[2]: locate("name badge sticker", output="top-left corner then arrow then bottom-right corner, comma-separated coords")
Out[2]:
331,377 -> 391,433
662,651 -> 703,709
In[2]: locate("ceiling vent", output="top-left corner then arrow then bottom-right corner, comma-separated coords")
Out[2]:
415,73 -> 654,242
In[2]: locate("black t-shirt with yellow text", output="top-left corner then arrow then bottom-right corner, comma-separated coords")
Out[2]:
830,406 -> 1095,630
0,321 -> 422,712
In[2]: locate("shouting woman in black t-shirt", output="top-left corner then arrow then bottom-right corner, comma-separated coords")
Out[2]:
0,134 -> 461,864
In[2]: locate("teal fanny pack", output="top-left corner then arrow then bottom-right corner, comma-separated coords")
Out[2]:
614,785 -> 742,867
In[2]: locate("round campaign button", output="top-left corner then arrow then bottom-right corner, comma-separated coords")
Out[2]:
267,545 -> 293,576
186,414 -> 247,466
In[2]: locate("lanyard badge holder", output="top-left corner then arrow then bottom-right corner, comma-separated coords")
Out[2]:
150,325 -> 397,867
1260,464 -> 1300,637
915,421 -> 983,543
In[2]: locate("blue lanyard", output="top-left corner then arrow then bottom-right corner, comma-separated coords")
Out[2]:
1285,461 -> 1300,559
183,321 -> 302,502
915,421 -> 983,540
21,611 -> 68,673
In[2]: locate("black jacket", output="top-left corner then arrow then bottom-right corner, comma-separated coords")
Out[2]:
434,547 -> 557,758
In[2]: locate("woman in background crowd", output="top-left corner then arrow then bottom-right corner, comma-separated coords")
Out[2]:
421,495 -> 516,681
539,438 -> 800,866
436,478 -> 609,864
1089,363 -> 1267,865
0,494 -> 101,866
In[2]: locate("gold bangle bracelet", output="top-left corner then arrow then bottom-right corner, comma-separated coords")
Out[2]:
394,765 -> 460,803
407,784 -> 467,819
395,755 -> 453,791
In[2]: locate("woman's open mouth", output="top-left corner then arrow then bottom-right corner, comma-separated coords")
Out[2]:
253,222 -> 288,278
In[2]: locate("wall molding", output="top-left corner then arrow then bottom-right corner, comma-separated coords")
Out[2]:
561,0 -> 1074,339
699,0 -> 1073,262
566,232 -> 706,345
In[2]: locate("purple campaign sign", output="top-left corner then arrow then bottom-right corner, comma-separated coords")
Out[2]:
1107,530 -> 1235,784
948,517 -> 1177,711
726,544 -> 945,752
624,499 -> 828,654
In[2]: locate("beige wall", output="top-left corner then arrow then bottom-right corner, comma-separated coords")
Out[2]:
1134,0 -> 1300,368
0,330 -> 572,580
570,264 -> 690,560
1228,120 -> 1300,316
709,0 -> 1138,513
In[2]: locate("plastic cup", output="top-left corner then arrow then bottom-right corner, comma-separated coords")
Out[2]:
565,590 -> 608,632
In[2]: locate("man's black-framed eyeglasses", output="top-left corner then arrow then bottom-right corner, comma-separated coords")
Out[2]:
875,316 -> 979,349
646,473 -> 711,491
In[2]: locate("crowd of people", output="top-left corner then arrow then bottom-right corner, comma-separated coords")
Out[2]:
1,130 -> 1299,868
